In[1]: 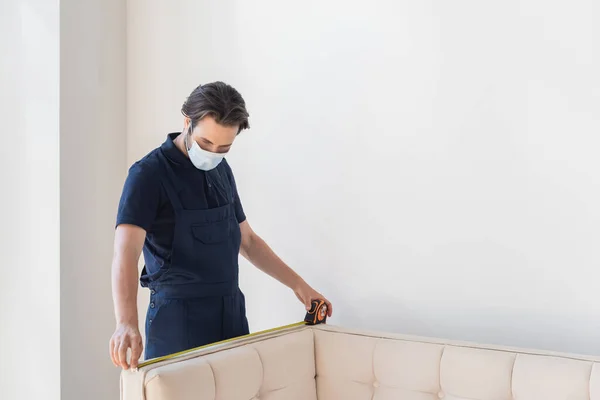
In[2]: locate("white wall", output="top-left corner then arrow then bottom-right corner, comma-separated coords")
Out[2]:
0,1 -> 125,399
60,0 -> 126,399
0,1 -> 61,399
127,0 -> 600,355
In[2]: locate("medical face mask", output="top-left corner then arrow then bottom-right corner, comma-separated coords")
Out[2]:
185,131 -> 226,171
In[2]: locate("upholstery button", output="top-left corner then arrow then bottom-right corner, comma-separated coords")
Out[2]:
373,381 -> 380,388
150,302 -> 155,308
438,391 -> 444,398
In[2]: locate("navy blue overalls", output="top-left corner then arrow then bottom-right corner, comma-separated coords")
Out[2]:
142,150 -> 249,360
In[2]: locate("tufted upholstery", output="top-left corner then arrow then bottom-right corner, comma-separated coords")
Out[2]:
121,325 -> 600,400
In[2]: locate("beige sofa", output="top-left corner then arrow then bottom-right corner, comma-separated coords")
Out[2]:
121,324 -> 600,400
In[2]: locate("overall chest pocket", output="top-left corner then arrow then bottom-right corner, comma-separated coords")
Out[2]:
191,219 -> 231,245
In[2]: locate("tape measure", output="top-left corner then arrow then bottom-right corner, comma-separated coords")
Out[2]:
304,299 -> 328,325
136,299 -> 328,369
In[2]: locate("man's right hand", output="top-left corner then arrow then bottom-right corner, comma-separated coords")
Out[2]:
111,224 -> 146,370
109,323 -> 143,369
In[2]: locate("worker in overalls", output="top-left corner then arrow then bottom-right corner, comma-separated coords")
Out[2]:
109,82 -> 332,369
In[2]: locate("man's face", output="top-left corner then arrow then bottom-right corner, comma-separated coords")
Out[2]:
186,115 -> 238,154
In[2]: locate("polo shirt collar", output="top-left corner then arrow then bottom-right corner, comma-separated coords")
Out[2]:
161,132 -> 194,168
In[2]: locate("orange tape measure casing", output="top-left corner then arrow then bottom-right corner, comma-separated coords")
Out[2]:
304,299 -> 328,325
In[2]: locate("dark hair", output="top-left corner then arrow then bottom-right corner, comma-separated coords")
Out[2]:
181,81 -> 250,133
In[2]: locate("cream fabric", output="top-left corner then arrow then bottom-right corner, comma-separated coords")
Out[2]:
121,325 -> 600,400
123,329 -> 316,400
512,354 -> 593,399
145,358 -> 215,400
591,363 -> 600,398
440,346 -> 515,399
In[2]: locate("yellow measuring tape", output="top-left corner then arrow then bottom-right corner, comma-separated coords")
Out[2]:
137,321 -> 306,369
136,299 -> 328,369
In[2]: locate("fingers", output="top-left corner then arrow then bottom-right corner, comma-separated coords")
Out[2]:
109,338 -> 118,367
324,298 -> 333,317
296,286 -> 333,316
110,325 -> 144,370
319,295 -> 332,317
304,297 -> 312,311
310,290 -> 332,317
118,338 -> 131,369
130,337 -> 143,369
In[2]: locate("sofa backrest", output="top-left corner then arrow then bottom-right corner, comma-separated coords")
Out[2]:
122,328 -> 317,400
121,325 -> 600,400
315,327 -> 600,400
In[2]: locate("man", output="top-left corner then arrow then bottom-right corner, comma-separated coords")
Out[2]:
109,81 -> 332,369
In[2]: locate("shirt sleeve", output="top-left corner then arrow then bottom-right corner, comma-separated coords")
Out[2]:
116,161 -> 162,231
224,160 -> 247,224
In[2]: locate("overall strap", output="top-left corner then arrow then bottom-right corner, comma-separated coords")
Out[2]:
157,150 -> 184,211
206,165 -> 234,207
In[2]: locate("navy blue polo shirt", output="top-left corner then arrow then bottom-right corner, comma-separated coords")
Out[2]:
116,132 -> 246,286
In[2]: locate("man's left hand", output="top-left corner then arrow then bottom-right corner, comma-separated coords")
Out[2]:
293,281 -> 333,317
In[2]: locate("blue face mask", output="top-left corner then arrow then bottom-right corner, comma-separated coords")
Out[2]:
185,129 -> 227,171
